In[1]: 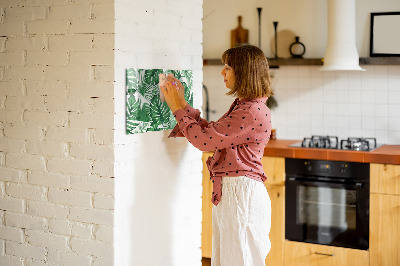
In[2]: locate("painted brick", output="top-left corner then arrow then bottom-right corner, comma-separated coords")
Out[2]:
48,4 -> 91,20
0,197 -> 24,212
3,66 -> 44,81
46,127 -> 88,144
77,97 -> 114,115
48,188 -> 91,208
69,207 -> 113,226
22,0 -> 69,6
0,22 -> 24,36
26,140 -> 67,157
6,183 -> 46,201
6,153 -> 46,171
69,112 -> 114,129
93,253 -> 113,266
4,6 -> 46,22
4,125 -> 43,141
44,96 -> 81,112
70,175 -> 113,194
0,153 -> 5,166
6,241 -> 46,261
94,225 -> 113,243
47,250 -> 91,266
92,160 -> 113,177
93,65 -> 114,82
25,80 -> 67,97
4,96 -> 46,111
25,229 -> 69,251
69,81 -> 114,98
48,219 -> 71,236
0,81 -> 23,96
69,51 -> 113,66
0,37 -> 5,52
92,34 -> 114,50
0,255 -> 23,266
0,211 -> 4,226
5,36 -> 46,52
93,194 -> 113,210
24,259 -> 49,266
70,237 -> 113,257
24,111 -> 68,127
0,226 -> 24,243
47,158 -> 92,176
5,212 -> 48,231
0,52 -> 24,66
90,128 -> 114,146
27,200 -> 69,219
69,19 -> 114,34
27,20 -> 69,35
49,35 -> 93,52
28,171 -> 69,189
71,222 -> 92,239
44,66 -> 91,82
26,51 -> 68,66
0,110 -> 23,124
0,138 -> 25,154
92,3 -> 114,20
181,42 -> 202,56
70,144 -> 114,161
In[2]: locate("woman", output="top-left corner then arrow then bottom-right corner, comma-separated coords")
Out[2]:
161,44 -> 273,266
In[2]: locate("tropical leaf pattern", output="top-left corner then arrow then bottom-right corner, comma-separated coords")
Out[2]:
126,68 -> 194,134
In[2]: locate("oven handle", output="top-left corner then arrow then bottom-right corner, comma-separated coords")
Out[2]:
286,177 -> 364,189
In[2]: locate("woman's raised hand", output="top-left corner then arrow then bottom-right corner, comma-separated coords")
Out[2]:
161,76 -> 185,113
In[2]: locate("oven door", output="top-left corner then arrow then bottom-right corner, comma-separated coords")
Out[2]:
285,177 -> 369,250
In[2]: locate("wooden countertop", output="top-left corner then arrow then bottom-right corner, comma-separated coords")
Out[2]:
263,139 -> 400,165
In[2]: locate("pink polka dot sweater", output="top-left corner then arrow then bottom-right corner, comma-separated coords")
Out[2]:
168,97 -> 272,206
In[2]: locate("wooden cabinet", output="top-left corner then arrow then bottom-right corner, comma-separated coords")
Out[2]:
261,156 -> 285,266
201,152 -> 213,258
284,241 -> 369,266
370,163 -> 400,266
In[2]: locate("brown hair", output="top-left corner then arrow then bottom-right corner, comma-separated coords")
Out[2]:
221,44 -> 273,99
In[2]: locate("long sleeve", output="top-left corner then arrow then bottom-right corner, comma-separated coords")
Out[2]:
168,104 -> 211,138
172,105 -> 257,152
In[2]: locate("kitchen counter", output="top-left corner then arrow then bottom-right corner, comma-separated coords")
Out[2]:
263,139 -> 400,165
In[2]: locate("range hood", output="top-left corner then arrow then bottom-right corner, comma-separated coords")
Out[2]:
320,0 -> 365,71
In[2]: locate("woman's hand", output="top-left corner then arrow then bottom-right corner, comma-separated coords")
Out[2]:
161,76 -> 185,113
168,75 -> 187,108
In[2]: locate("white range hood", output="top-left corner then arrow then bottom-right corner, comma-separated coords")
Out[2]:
320,0 -> 365,71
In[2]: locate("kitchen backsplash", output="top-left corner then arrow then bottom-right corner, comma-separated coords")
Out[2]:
203,65 -> 400,144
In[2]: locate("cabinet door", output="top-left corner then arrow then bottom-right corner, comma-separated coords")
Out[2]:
370,164 -> 400,195
264,184 -> 284,266
202,152 -> 213,258
284,241 -> 369,266
370,193 -> 400,266
261,156 -> 285,185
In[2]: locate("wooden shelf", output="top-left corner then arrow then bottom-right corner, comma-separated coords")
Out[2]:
359,57 -> 400,65
203,57 -> 400,67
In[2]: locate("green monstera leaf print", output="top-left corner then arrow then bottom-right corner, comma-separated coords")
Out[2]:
126,68 -> 193,134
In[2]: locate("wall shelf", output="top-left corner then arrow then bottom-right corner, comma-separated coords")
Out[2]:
203,57 -> 400,67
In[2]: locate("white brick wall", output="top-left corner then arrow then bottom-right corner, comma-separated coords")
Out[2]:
114,0 -> 203,265
0,0 -> 115,265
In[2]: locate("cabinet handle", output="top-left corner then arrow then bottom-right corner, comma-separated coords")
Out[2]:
314,252 -> 335,257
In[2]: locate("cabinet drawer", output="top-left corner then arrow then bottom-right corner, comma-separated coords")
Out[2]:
284,241 -> 369,266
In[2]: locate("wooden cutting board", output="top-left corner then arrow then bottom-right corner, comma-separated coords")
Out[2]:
231,16 -> 249,48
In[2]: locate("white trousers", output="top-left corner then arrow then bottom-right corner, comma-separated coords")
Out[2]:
212,176 -> 271,266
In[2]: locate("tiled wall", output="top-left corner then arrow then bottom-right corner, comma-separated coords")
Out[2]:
203,65 -> 400,145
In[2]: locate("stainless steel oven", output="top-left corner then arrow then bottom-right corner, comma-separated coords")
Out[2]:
285,158 -> 369,250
